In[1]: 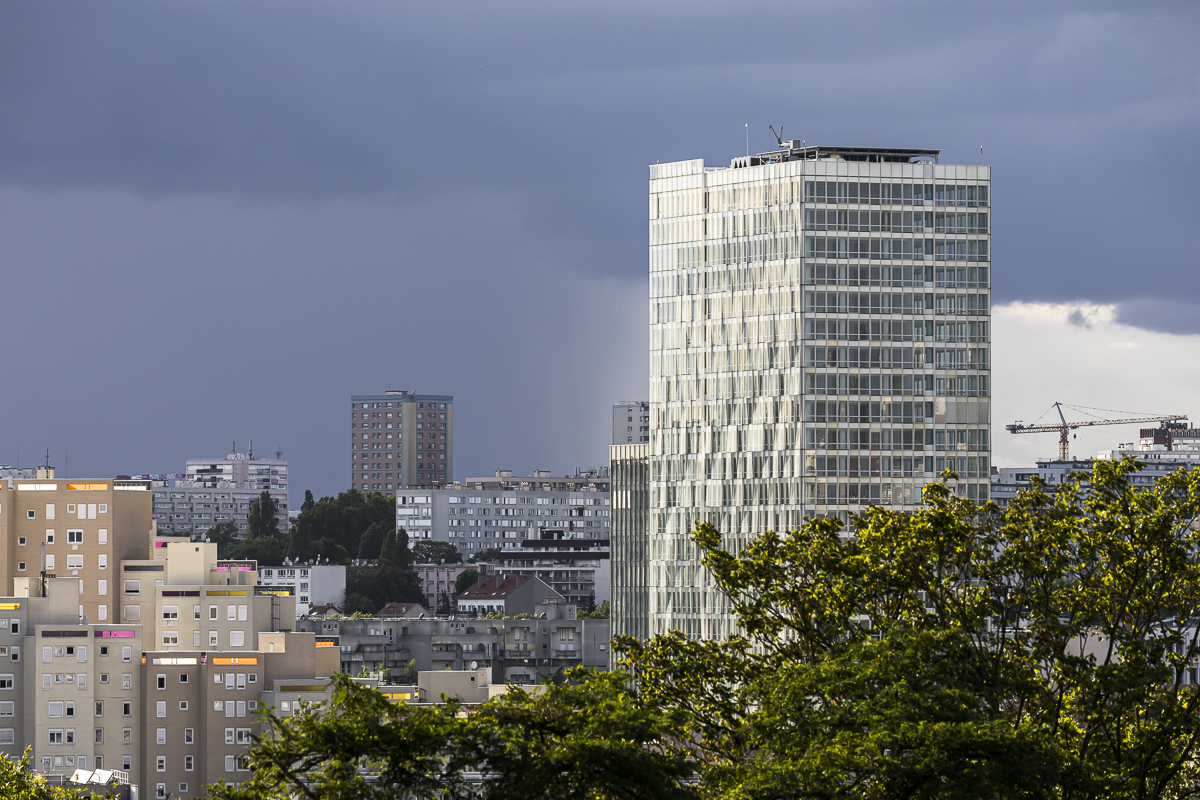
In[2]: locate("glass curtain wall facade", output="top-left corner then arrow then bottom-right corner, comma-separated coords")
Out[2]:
647,148 -> 991,640
609,443 -> 650,645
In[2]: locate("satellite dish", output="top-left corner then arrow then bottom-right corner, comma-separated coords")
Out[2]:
470,661 -> 478,670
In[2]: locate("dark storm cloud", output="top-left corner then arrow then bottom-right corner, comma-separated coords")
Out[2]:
0,1 -> 1196,495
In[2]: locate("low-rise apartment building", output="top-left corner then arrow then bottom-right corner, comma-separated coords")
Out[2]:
396,471 -> 610,555
257,563 -> 346,617
489,531 -> 610,606
296,599 -> 609,685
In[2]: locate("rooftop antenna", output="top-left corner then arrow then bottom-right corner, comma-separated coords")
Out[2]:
232,441 -> 236,455
745,123 -> 748,158
769,125 -> 785,148
249,440 -> 254,458
275,446 -> 283,460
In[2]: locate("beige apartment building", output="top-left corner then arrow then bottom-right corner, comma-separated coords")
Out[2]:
1,475 -> 152,624
0,478 -> 338,796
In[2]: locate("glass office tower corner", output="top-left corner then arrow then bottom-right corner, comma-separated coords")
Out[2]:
647,144 -> 992,640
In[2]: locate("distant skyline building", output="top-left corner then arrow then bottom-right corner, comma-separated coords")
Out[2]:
396,470 -> 610,554
646,143 -> 992,639
351,390 -> 453,493
152,450 -> 288,538
613,401 -> 650,445
609,443 -> 649,645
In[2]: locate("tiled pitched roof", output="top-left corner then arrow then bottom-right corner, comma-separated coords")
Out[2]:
455,574 -> 535,600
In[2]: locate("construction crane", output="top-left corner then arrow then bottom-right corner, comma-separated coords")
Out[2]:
1006,402 -> 1187,460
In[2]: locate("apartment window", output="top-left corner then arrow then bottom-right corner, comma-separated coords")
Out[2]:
208,631 -> 218,647
162,631 -> 178,647
225,728 -> 234,744
157,756 -> 166,773
162,606 -> 179,621
0,675 -> 12,689
67,530 -> 83,544
179,700 -> 189,711
17,537 -> 25,546
66,701 -> 75,717
156,783 -> 167,798
122,701 -> 132,717
180,783 -> 189,794
184,728 -> 194,744
209,606 -> 218,621
17,563 -> 25,572
65,728 -> 75,744
48,730 -> 63,744
66,555 -> 83,570
43,674 -> 51,691
157,701 -> 166,718
45,555 -> 55,570
123,580 -> 140,595
95,701 -> 103,716
49,701 -> 64,717
122,646 -> 132,663
94,728 -> 103,744
98,580 -> 107,596
26,510 -> 34,519
99,673 -> 109,684
0,702 -> 12,717
0,729 -> 13,745
156,728 -> 166,745
122,755 -> 131,770
229,631 -> 245,647
98,554 -> 107,569
179,673 -> 189,684
226,605 -> 236,621
193,605 -> 200,620
157,674 -> 166,690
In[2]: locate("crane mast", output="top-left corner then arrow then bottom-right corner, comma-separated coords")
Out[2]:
1006,403 -> 1187,460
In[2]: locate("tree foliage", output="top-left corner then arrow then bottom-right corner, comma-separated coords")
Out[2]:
469,548 -> 505,564
619,458 -> 1200,799
579,599 -> 609,619
412,540 -> 463,565
287,489 -> 394,565
0,749 -> 77,799
454,568 -> 479,595
208,670 -> 693,800
246,489 -> 279,539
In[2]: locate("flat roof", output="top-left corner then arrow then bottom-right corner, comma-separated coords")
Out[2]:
748,143 -> 941,165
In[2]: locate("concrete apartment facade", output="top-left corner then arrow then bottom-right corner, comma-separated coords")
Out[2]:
296,599 -> 609,685
396,473 -> 610,555
613,401 -> 650,445
351,390 -> 453,493
489,531 -> 610,607
1,474 -> 152,624
646,144 -> 992,640
0,486 -> 338,796
257,564 -> 346,617
151,451 -> 289,539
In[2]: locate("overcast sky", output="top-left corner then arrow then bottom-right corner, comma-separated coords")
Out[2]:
0,1 -> 1197,499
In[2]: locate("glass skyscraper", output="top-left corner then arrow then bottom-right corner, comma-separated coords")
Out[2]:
644,144 -> 991,640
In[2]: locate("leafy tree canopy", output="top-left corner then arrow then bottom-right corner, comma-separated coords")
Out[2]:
245,490 -> 279,540
287,489 -> 394,565
579,599 -> 609,619
454,568 -> 479,595
469,548 -> 505,564
620,458 -> 1200,800
412,540 -> 463,565
0,749 -> 77,799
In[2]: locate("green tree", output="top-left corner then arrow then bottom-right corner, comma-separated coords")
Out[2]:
379,527 -> 413,568
579,599 -> 609,619
454,568 -> 478,595
620,459 -> 1200,800
204,521 -> 239,558
208,671 -> 693,800
301,489 -> 316,513
357,522 -> 386,561
469,548 -> 504,563
0,748 -> 77,799
287,489 -> 394,564
245,490 -> 279,540
412,540 -> 463,564
344,561 -> 423,614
